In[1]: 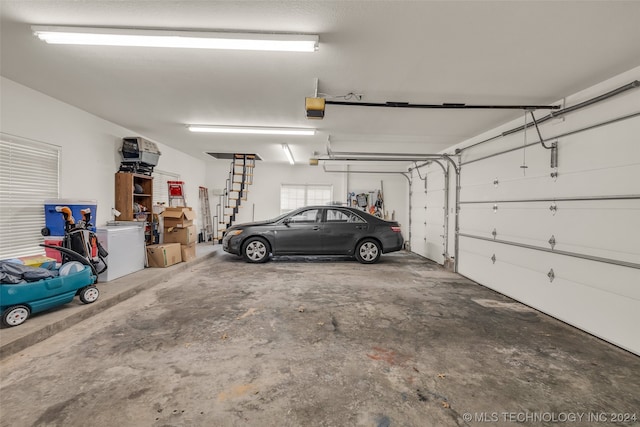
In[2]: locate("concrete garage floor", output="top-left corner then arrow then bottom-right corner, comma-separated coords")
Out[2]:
1,251 -> 639,427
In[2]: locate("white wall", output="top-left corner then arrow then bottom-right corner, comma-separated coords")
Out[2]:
412,66 -> 640,355
0,77 -> 207,231
206,161 -> 409,238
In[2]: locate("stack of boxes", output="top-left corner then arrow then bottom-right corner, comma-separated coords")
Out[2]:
146,207 -> 197,267
162,207 -> 197,262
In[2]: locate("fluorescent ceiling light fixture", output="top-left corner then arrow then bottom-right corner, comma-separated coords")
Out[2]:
32,26 -> 319,52
282,144 -> 295,165
188,125 -> 315,136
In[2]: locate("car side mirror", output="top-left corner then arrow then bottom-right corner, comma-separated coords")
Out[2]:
283,218 -> 291,226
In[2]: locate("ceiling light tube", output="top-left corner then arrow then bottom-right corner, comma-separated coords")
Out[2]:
32,26 -> 319,52
282,144 -> 295,165
188,125 -> 315,136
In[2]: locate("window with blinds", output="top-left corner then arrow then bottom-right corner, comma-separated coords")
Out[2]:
152,169 -> 180,207
0,134 -> 60,258
280,184 -> 332,214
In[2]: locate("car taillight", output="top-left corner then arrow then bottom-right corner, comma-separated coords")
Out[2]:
391,226 -> 401,232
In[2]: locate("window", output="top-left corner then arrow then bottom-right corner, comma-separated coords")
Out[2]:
152,169 -> 180,207
288,209 -> 320,223
280,184 -> 332,213
0,134 -> 60,258
326,209 -> 365,223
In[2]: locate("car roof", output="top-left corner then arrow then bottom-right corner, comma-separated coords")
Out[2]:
293,205 -> 392,222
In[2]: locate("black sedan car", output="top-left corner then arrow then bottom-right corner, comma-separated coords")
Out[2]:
222,206 -> 404,264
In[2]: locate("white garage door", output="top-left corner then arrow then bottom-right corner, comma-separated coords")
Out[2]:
457,99 -> 640,355
409,169 -> 428,258
410,164 -> 447,264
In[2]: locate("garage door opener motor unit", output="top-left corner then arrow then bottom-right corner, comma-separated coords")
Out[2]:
118,137 -> 162,176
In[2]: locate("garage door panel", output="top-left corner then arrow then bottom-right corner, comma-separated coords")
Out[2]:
461,149 -> 553,202
558,117 -> 640,173
425,206 -> 445,223
552,200 -> 640,263
425,241 -> 445,264
460,200 -> 639,264
461,118 -> 640,202
551,163 -> 639,198
460,146 -> 547,186
426,170 -> 445,182
426,188 -> 445,199
459,236 -> 640,355
461,163 -> 640,203
426,223 -> 445,243
458,205 -> 496,237
410,204 -> 426,253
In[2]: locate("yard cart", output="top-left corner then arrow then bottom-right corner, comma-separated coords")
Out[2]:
1,262 -> 99,327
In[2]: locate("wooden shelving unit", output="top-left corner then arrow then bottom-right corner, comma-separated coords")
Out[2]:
115,172 -> 153,221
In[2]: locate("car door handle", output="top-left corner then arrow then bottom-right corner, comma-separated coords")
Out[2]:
356,225 -> 366,229
313,226 -> 320,231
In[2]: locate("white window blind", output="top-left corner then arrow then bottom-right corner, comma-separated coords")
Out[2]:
152,169 -> 180,207
280,184 -> 332,213
0,134 -> 60,258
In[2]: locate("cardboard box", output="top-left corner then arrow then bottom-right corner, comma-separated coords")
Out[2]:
146,243 -> 182,268
181,243 -> 196,263
164,225 -> 197,244
161,207 -> 196,228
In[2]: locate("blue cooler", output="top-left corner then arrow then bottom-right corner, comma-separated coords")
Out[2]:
44,199 -> 98,236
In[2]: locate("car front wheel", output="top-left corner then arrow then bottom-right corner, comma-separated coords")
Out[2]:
79,286 -> 100,304
242,237 -> 270,263
355,239 -> 381,264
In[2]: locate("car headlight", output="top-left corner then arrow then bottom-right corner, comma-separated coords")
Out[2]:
229,229 -> 243,236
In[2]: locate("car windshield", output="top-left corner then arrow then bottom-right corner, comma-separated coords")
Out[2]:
270,212 -> 292,223
273,208 -> 317,223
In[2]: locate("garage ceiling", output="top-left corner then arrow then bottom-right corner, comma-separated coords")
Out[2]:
2,1 -> 640,164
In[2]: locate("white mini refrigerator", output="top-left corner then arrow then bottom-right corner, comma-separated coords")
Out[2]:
96,226 -> 145,282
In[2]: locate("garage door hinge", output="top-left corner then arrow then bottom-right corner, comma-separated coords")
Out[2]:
491,228 -> 497,239
493,204 -> 498,213
493,179 -> 499,187
491,254 -> 496,264
548,235 -> 556,250
547,268 -> 555,282
549,203 -> 558,215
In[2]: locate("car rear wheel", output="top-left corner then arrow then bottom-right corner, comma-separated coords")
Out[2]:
242,237 -> 270,263
355,239 -> 381,264
2,305 -> 30,327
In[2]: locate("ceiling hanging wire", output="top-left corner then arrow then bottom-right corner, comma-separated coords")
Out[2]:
318,92 -> 363,101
